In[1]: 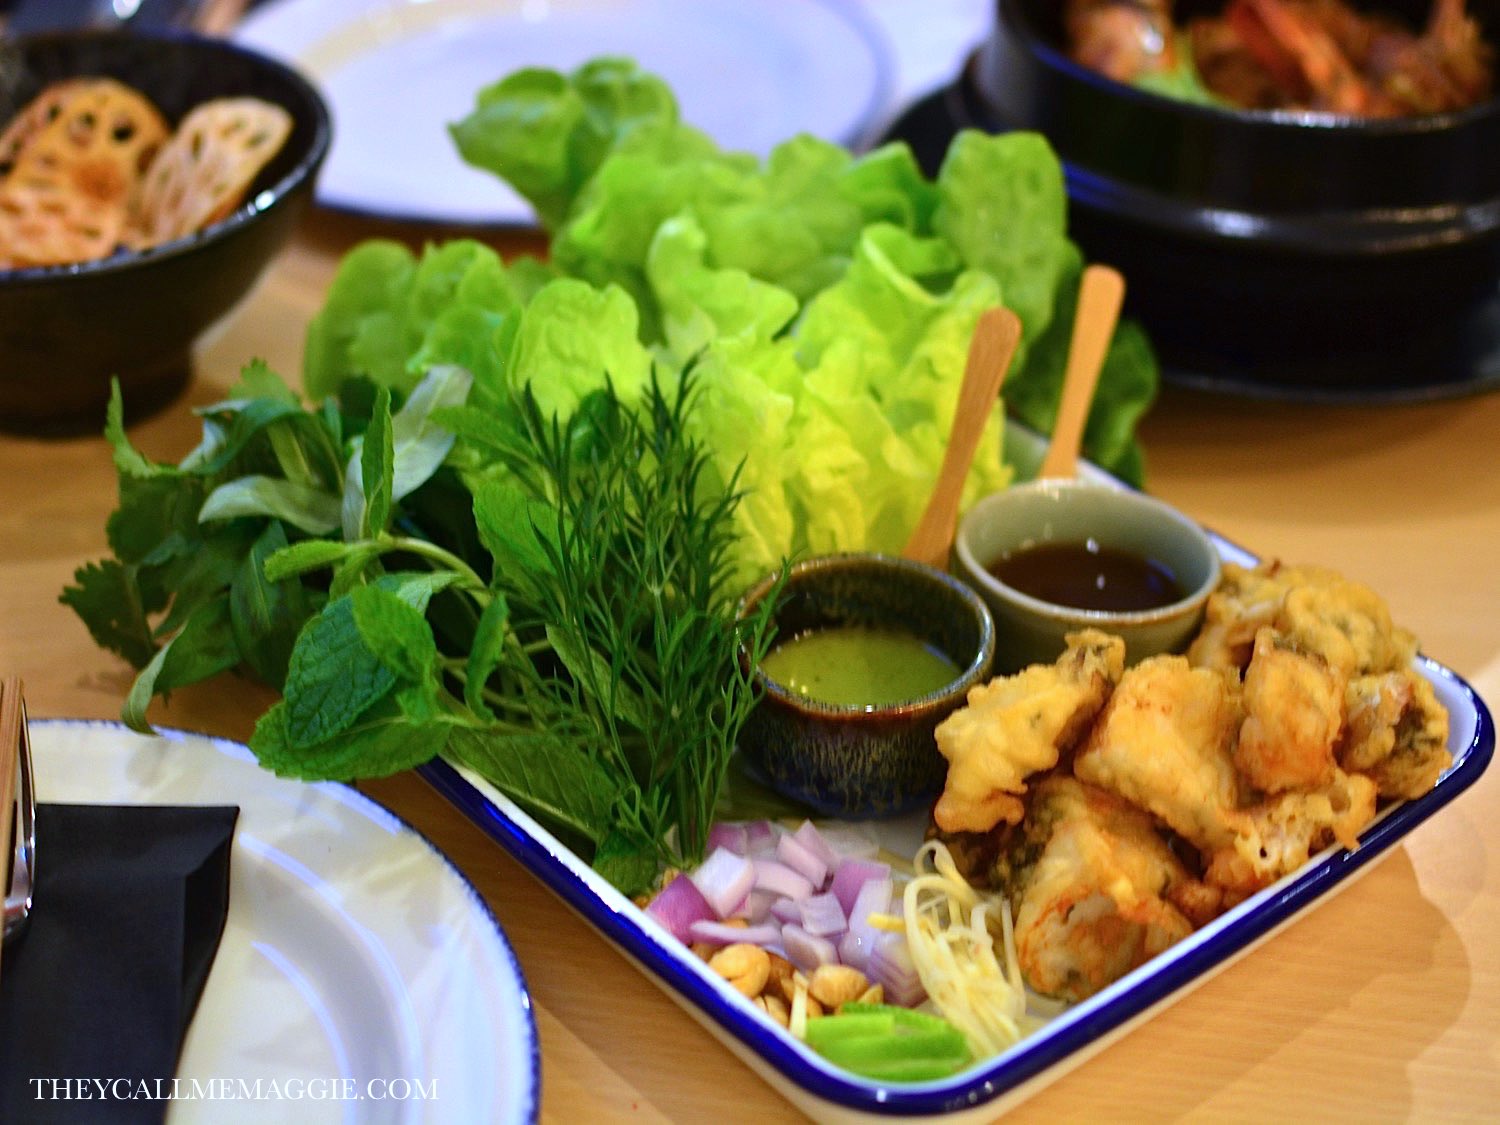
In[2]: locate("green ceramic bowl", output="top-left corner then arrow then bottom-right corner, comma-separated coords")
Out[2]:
954,478 -> 1220,673
736,553 -> 994,818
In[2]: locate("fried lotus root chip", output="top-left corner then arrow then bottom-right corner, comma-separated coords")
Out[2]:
0,78 -> 170,267
130,97 -> 292,248
0,78 -> 88,178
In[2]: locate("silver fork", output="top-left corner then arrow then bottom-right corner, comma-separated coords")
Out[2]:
1,678 -> 34,947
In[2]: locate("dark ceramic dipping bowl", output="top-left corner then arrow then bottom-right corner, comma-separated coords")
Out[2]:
737,553 -> 995,818
883,0 -> 1500,401
0,31 -> 331,435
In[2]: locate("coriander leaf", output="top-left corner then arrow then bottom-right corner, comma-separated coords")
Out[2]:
105,379 -> 161,480
59,559 -> 157,668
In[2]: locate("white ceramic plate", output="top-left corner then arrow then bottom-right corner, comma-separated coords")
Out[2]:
233,0 -> 895,227
31,721 -> 539,1125
414,425 -> 1496,1122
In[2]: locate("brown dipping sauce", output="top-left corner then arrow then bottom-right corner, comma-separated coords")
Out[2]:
988,539 -> 1184,612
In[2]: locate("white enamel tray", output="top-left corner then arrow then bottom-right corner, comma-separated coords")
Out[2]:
413,431 -> 1495,1121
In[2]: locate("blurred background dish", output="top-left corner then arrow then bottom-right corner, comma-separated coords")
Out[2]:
0,29 -> 330,434
232,0 -> 899,227
882,0 -> 1500,402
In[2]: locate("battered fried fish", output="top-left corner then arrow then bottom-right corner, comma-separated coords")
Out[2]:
932,630 -> 1125,835
1073,653 -> 1245,852
1341,668 -> 1452,799
1236,627 -> 1346,794
1188,561 -> 1418,679
1204,767 -> 1378,902
996,776 -> 1212,1002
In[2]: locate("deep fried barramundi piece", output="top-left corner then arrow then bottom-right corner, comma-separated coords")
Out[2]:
995,776 -> 1217,1002
1188,561 -> 1418,680
1340,668 -> 1452,798
1236,627 -> 1346,794
932,630 -> 1125,835
1073,653 -> 1245,852
1203,767 -> 1378,904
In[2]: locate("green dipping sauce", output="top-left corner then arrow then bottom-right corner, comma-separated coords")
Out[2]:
760,626 -> 962,707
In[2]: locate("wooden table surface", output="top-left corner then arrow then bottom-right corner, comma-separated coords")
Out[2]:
2,210 -> 1497,1122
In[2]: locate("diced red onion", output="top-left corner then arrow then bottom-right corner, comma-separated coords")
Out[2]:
740,889 -> 779,924
706,821 -> 749,856
792,820 -> 840,872
744,819 -> 780,856
752,857 -> 815,901
798,891 -> 847,938
690,847 -> 757,918
781,923 -> 838,973
837,877 -> 893,969
769,897 -> 803,926
868,932 -> 926,1008
775,832 -> 829,889
829,858 -> 891,916
645,873 -> 716,944
687,919 -> 783,947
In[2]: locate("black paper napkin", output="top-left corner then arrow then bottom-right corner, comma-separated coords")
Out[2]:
0,803 -> 238,1124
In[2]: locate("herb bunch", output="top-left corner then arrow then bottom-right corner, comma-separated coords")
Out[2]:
63,362 -> 777,894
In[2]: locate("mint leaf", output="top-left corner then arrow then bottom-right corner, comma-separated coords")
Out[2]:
282,595 -> 397,749
350,584 -> 437,685
464,593 -> 510,721
263,539 -> 360,582
198,476 -> 343,535
251,699 -> 450,781
231,522 -> 321,690
361,385 -> 395,537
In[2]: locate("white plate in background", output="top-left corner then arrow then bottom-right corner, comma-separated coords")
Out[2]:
234,0 -> 896,226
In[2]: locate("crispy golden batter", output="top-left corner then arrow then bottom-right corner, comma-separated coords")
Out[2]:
1204,768 -> 1378,902
1236,627 -> 1345,793
998,777 -> 1207,1002
1073,654 -> 1245,852
932,630 -> 1125,834
1187,561 -> 1417,679
1341,669 -> 1452,799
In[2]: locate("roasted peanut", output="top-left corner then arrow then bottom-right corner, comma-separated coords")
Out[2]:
808,964 -> 869,1009
856,983 -> 885,1006
709,942 -> 771,998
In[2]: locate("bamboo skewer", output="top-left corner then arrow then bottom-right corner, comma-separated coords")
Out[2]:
902,307 -> 1023,569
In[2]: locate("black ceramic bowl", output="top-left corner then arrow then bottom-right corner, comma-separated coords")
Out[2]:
883,0 -> 1500,401
0,30 -> 331,434
737,553 -> 995,819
